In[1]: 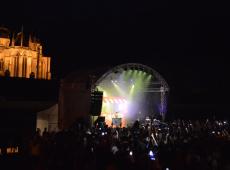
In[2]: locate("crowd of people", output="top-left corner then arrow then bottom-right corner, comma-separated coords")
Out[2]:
1,118 -> 230,170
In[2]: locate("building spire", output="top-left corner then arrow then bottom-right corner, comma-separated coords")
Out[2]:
11,32 -> 15,46
20,25 -> 24,47
29,33 -> 32,48
29,33 -> 31,43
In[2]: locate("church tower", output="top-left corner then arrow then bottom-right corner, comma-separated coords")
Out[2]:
0,27 -> 10,47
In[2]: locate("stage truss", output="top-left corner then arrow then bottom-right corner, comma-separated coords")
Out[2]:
92,63 -> 169,126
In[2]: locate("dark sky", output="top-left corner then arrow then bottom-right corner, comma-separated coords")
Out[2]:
1,0 -> 230,110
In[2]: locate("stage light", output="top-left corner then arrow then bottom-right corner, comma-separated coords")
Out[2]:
129,84 -> 135,98
127,70 -> 132,77
146,75 -> 152,81
103,91 -> 108,97
138,70 -> 142,75
112,81 -> 125,96
97,64 -> 169,127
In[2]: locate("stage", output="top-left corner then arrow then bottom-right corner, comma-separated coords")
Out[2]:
93,63 -> 169,126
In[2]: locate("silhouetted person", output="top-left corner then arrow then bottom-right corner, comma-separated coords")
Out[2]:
42,128 -> 48,137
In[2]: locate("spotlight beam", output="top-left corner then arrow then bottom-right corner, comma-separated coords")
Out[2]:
112,81 -> 125,97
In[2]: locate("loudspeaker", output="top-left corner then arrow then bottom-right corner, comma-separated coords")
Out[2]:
90,91 -> 103,116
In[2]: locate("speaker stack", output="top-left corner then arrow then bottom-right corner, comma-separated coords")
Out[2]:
90,91 -> 103,116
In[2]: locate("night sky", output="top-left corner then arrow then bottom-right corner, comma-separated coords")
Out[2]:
1,0 -> 229,115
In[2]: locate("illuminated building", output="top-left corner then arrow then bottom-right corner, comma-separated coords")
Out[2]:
0,27 -> 51,79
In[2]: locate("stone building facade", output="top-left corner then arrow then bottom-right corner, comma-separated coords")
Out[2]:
0,27 -> 51,79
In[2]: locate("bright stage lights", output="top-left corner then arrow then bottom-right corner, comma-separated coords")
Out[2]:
130,84 -> 135,91
118,103 -> 127,111
96,64 -> 169,127
103,91 -> 107,97
147,75 -> 152,79
138,70 -> 142,75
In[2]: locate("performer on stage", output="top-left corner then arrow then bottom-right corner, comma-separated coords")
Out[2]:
112,112 -> 122,127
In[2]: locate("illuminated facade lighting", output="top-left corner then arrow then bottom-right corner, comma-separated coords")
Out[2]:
0,27 -> 51,79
